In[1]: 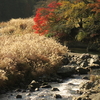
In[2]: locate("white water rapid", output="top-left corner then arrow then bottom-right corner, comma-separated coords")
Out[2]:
0,75 -> 89,100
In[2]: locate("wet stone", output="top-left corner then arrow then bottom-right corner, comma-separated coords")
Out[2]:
10,94 -> 13,96
76,67 -> 90,74
51,88 -> 59,91
28,80 -> 40,90
16,94 -> 22,98
82,76 -> 89,80
28,85 -> 36,92
35,88 -> 39,91
54,94 -> 62,99
39,94 -> 45,97
26,93 -> 31,96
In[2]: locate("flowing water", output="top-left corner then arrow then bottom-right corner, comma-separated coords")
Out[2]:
0,75 -> 89,100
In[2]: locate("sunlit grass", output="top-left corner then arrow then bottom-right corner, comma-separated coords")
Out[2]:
0,18 -> 34,35
0,18 -> 68,87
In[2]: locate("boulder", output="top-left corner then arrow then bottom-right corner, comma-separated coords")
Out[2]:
89,64 -> 100,69
82,76 -> 89,80
53,94 -> 62,99
28,80 -> 40,91
76,78 -> 100,100
30,80 -> 40,86
62,55 -> 69,65
80,54 -> 91,60
51,88 -> 59,91
76,59 -> 83,65
80,61 -> 88,67
35,88 -> 39,91
16,94 -> 22,98
79,81 -> 93,90
28,85 -> 35,92
57,65 -> 76,78
26,93 -> 31,96
76,67 -> 90,74
89,56 -> 100,65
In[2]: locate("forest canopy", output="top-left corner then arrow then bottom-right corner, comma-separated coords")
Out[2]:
33,0 -> 100,44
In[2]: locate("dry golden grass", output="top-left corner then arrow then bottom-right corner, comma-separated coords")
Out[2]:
0,17 -> 68,87
0,18 -> 34,35
0,33 -> 67,66
0,33 -> 68,82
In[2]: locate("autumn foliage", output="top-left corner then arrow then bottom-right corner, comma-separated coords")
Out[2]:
33,1 -> 62,35
88,0 -> 100,13
33,0 -> 100,42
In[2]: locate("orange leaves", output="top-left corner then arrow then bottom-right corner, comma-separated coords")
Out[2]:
88,0 -> 100,13
97,0 -> 100,2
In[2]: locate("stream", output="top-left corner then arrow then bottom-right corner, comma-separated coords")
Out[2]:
0,75 -> 89,100
0,49 -> 99,100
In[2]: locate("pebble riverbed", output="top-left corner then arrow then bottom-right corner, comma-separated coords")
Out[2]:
0,75 -> 89,100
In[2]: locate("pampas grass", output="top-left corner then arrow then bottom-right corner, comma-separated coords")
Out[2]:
0,17 -> 68,87
0,33 -> 68,71
0,18 -> 33,35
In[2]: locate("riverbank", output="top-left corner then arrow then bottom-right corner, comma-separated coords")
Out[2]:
68,52 -> 100,100
0,52 -> 100,100
0,17 -> 100,100
0,75 -> 90,100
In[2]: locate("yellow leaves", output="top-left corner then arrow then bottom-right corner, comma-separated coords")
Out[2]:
60,1 -> 71,8
75,30 -> 88,41
71,2 -> 87,18
59,1 -> 88,20
65,18 -> 75,28
72,2 -> 86,9
83,15 -> 100,32
83,16 -> 94,24
60,1 -> 72,18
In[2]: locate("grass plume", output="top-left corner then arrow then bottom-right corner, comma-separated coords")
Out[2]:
0,18 -> 68,87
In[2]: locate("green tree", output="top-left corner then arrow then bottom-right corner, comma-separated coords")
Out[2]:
46,0 -> 91,40
47,0 -> 100,42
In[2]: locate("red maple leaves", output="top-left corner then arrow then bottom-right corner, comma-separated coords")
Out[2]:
33,1 -> 62,35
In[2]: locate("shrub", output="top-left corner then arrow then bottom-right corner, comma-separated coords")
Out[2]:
0,33 -> 68,85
